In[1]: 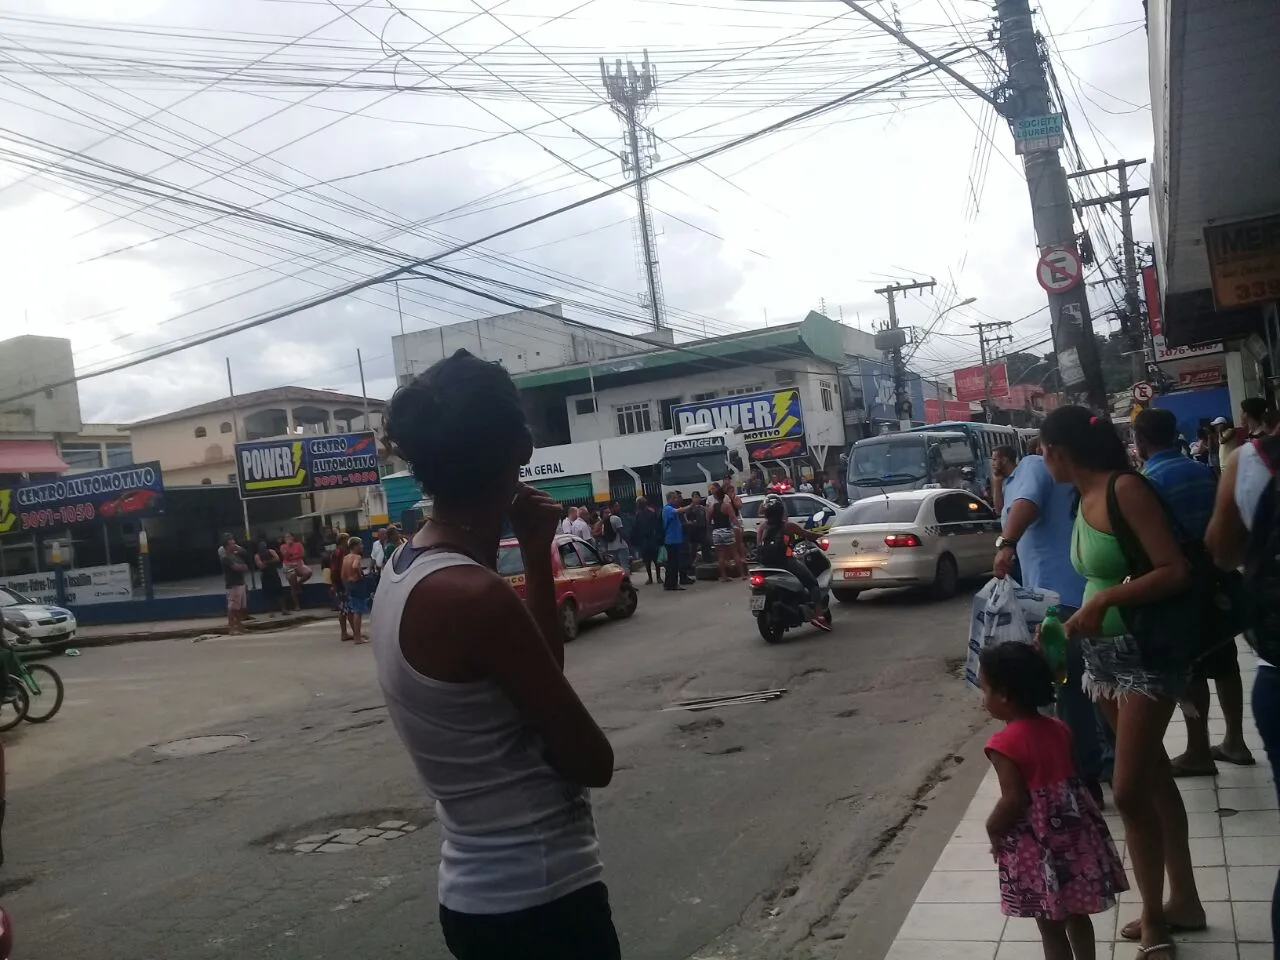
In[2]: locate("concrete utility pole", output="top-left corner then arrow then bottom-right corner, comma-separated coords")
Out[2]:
974,322 -> 1014,423
1070,159 -> 1153,383
601,51 -> 665,331
874,278 -> 936,431
838,0 -> 1109,411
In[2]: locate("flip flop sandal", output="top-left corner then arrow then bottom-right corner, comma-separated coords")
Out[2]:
1136,944 -> 1175,958
1211,745 -> 1257,766
1121,920 -> 1206,941
1169,761 -> 1218,778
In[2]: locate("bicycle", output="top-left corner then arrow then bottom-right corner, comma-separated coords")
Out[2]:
0,645 -> 61,728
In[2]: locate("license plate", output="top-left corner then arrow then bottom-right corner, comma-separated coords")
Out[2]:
843,569 -> 872,580
749,595 -> 766,612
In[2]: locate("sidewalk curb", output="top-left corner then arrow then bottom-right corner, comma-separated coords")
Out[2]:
73,612 -> 337,648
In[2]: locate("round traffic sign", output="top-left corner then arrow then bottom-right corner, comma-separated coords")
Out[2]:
1036,247 -> 1083,293
1132,381 -> 1155,402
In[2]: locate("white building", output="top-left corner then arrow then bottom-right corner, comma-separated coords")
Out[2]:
391,303 -> 648,384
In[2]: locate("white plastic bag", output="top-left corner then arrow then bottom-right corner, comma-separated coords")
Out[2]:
963,578 -> 1060,690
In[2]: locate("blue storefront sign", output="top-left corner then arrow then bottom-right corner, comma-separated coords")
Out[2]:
853,357 -> 925,424
235,432 -> 380,500
0,461 -> 165,533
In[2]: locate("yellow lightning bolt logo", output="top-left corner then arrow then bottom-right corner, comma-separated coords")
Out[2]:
0,489 -> 15,535
242,441 -> 307,491
771,390 -> 800,439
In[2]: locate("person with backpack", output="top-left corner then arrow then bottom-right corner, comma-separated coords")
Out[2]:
756,494 -> 829,631
1206,423 -> 1280,953
1039,406 -> 1204,958
1136,408 -> 1254,775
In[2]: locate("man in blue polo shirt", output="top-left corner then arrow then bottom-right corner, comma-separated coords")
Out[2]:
1137,407 -> 1254,775
661,491 -> 693,591
993,444 -> 1110,803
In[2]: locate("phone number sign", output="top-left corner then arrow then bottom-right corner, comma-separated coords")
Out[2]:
0,461 -> 165,534
235,432 -> 381,500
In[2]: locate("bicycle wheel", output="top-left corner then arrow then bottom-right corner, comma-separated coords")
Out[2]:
22,664 -> 64,723
0,683 -> 29,732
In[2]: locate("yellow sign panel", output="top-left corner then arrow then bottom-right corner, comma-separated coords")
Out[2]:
1204,214 -> 1280,310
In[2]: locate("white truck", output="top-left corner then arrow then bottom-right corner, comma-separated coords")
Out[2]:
658,423 -> 748,502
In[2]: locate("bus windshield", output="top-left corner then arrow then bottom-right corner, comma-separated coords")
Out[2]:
850,437 -> 929,486
661,449 -> 729,487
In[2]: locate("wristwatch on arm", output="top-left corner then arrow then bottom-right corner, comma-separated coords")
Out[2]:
994,536 -> 1018,552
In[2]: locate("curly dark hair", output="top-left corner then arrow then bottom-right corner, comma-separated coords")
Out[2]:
979,641 -> 1056,712
384,349 -> 530,503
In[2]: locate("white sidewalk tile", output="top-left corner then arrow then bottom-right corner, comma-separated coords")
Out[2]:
877,672 -> 1278,959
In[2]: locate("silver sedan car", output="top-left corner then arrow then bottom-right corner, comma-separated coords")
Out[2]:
825,489 -> 999,603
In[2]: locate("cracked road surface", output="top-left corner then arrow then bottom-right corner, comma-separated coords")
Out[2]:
7,580 -> 983,959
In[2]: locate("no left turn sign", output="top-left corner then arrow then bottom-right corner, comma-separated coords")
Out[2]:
1036,247 -> 1083,293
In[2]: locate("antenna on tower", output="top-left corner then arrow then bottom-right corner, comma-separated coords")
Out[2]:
601,50 -> 665,331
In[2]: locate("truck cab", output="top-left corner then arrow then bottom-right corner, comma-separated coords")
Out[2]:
659,423 -> 747,501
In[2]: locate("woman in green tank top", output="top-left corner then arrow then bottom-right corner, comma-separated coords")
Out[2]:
1040,406 -> 1203,960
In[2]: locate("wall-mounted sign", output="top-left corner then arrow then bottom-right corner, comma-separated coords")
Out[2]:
0,563 -> 133,606
1177,367 -> 1224,388
1153,335 -> 1223,363
0,461 -> 165,534
235,432 -> 379,500
672,389 -> 807,462
1012,114 -> 1064,155
952,363 -> 1010,403
1204,214 -> 1280,310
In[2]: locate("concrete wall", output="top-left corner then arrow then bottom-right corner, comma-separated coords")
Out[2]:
132,419 -> 238,478
392,304 -> 640,382
0,335 -> 82,435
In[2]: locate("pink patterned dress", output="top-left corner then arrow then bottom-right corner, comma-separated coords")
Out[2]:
986,716 -> 1128,919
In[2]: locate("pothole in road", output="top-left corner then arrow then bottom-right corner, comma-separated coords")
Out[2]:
153,735 -> 249,758
258,809 -> 432,855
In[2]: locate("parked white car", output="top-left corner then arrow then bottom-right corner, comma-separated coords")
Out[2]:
737,492 -> 841,539
0,587 -> 78,650
824,489 -> 998,602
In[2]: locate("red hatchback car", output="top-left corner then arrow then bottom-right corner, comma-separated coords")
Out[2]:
497,534 -> 638,641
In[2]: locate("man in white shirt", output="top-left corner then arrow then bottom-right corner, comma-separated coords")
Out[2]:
559,506 -> 578,535
369,528 -> 387,572
570,509 -> 593,541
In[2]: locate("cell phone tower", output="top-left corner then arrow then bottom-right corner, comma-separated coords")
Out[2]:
600,50 -> 665,331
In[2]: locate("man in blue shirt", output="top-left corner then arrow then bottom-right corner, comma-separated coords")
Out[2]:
661,491 -> 692,591
1137,407 -> 1254,775
993,446 -> 1110,802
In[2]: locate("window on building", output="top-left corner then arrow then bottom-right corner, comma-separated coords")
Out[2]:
574,397 -> 598,416
194,426 -> 207,438
615,402 -> 652,436
200,478 -> 212,485
692,391 -> 718,402
105,443 -> 132,468
820,380 -> 834,412
227,473 -> 237,485
59,443 -> 103,470
219,421 -> 233,434
725,385 -> 764,397
658,397 -> 682,431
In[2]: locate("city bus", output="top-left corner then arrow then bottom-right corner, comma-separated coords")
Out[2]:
658,423 -> 748,502
843,430 -> 975,502
905,421 -> 1020,486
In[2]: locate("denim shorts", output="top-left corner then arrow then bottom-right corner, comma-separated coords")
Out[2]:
1081,634 -> 1191,704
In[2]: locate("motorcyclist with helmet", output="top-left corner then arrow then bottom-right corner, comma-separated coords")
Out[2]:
755,494 -> 830,631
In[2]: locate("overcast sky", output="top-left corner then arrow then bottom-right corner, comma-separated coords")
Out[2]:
0,0 -> 1152,423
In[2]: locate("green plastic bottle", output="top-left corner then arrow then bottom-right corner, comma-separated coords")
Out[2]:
1039,606 -> 1068,685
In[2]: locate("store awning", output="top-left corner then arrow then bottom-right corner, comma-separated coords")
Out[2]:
0,440 -> 69,475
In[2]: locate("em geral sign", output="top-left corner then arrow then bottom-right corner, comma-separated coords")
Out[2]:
1204,214 -> 1280,309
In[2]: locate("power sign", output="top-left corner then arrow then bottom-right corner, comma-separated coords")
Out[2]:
235,432 -> 381,499
671,389 -> 807,462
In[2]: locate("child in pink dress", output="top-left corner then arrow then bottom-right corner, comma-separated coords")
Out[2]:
980,642 -> 1128,960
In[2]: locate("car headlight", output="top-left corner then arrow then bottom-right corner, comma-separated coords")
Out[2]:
5,613 -> 30,627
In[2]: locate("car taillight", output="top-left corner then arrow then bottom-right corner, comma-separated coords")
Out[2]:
749,573 -> 766,588
884,533 -> 922,548
817,538 -> 829,551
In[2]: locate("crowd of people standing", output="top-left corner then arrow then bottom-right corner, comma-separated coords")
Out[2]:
985,398 -> 1280,960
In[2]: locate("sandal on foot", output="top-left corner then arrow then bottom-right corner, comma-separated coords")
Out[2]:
1169,756 -> 1217,778
1136,944 -> 1175,958
1121,919 -> 1205,941
1211,744 -> 1257,766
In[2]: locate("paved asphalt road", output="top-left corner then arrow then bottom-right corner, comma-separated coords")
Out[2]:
3,578 -> 987,960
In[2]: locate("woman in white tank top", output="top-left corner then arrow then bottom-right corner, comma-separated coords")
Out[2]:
373,349 -> 619,960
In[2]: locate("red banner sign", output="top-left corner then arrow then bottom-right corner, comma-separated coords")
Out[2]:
1142,265 -> 1162,336
1177,367 -> 1223,388
924,399 -> 974,424
953,363 -> 1010,403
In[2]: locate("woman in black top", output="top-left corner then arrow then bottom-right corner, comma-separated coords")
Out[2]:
255,537 -> 286,615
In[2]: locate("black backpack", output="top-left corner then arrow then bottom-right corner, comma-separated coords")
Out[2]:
758,523 -> 790,565
1243,437 -> 1280,662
